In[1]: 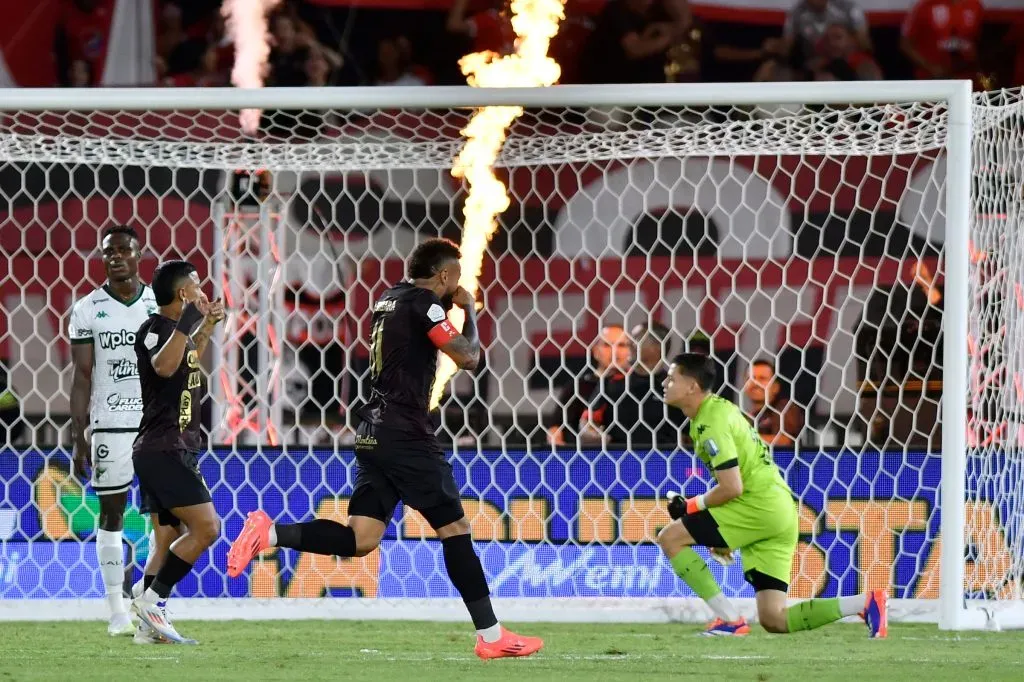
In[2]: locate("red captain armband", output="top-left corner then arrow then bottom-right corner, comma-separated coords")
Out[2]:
427,320 -> 460,348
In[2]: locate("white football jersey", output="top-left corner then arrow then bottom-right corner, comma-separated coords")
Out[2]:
68,284 -> 158,430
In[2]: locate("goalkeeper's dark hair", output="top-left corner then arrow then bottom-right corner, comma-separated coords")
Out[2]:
152,260 -> 197,306
408,238 -> 461,280
671,353 -> 717,391
102,224 -> 141,244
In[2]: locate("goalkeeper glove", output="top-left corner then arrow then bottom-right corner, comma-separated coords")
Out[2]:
666,491 -> 707,520
176,302 -> 206,336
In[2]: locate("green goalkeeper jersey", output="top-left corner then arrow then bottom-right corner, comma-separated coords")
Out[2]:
688,395 -> 793,502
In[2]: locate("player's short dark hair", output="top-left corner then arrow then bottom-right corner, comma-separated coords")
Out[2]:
634,320 -> 672,353
102,224 -> 140,244
670,352 -> 717,391
408,238 -> 461,279
152,260 -> 197,306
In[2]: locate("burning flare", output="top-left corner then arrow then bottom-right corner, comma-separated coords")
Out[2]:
222,0 -> 282,135
429,0 -> 566,409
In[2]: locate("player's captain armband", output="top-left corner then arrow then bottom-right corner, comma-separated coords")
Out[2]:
426,303 -> 446,323
144,332 -> 160,350
427,320 -> 460,348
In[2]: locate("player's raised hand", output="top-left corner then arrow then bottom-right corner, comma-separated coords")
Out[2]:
204,299 -> 226,325
451,286 -> 475,310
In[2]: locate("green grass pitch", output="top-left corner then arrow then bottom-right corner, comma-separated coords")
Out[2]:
1,621 -> 1021,681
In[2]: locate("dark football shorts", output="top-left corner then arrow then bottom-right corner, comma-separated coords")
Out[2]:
349,423 -> 465,530
133,449 -> 212,527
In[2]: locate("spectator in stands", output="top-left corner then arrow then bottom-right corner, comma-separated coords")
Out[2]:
757,0 -> 870,81
161,40 -> 227,87
855,257 -> 944,386
900,0 -> 982,81
55,0 -> 112,87
545,324 -> 631,446
743,358 -> 804,447
269,13 -> 311,86
577,321 -> 688,449
68,59 -> 93,88
579,0 -> 675,84
446,0 -> 515,56
657,0 -> 714,83
375,36 -> 432,86
808,23 -> 882,80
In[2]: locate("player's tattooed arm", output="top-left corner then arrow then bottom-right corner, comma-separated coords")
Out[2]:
191,300 -> 225,358
441,306 -> 481,370
441,288 -> 481,370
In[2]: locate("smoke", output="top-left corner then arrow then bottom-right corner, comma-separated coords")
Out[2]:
222,0 -> 282,135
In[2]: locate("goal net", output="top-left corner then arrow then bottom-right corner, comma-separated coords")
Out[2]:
0,82 -> 1020,628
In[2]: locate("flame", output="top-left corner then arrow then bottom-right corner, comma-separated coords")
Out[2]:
429,0 -> 565,410
222,0 -> 282,135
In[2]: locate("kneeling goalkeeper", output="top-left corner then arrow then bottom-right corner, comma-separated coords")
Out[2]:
658,353 -> 887,638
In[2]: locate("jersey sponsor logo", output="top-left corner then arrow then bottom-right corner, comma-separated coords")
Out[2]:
97,330 -> 136,350
373,299 -> 397,313
95,466 -> 108,479
186,350 -> 200,369
107,358 -> 138,383
96,311 -> 109,319
144,332 -> 159,350
96,443 -> 110,460
105,393 -> 143,412
426,303 -> 445,322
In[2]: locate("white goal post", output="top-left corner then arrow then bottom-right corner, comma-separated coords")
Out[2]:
0,80 -> 1021,630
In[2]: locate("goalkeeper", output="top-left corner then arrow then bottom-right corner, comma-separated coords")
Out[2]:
658,353 -> 887,638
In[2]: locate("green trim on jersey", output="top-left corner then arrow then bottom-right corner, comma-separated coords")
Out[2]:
103,282 -> 147,308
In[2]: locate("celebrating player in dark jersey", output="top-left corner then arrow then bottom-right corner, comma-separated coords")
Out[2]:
130,260 -> 224,645
228,238 -> 543,659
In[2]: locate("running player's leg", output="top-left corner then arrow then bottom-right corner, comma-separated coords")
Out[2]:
92,433 -> 134,635
227,449 -> 395,576
656,514 -> 746,634
394,444 -> 542,659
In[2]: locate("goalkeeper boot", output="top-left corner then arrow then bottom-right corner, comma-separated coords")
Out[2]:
474,626 -> 544,659
702,617 -> 750,637
227,510 -> 273,578
861,589 -> 888,639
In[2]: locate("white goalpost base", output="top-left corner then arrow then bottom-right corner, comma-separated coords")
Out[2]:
1,80 -> 1021,632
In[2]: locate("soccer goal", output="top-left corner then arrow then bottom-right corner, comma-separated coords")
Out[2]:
0,81 -> 1021,630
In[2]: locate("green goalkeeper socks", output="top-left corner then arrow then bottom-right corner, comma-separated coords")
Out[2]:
785,598 -> 844,632
669,548 -> 723,601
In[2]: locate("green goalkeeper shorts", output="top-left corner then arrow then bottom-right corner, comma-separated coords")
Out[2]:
707,494 -> 799,589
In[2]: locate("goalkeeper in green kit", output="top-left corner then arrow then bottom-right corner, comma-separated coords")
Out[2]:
658,353 -> 888,638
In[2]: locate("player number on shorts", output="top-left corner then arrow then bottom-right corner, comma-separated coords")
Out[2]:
369,319 -> 384,380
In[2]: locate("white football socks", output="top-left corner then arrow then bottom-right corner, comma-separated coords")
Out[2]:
707,593 -> 741,622
839,595 -> 865,617
96,529 -> 127,616
477,623 -> 502,643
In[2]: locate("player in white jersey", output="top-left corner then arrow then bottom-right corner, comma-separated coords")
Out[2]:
69,225 -> 178,639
